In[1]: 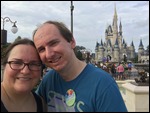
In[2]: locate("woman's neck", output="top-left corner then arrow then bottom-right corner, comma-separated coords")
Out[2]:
1,83 -> 36,112
1,83 -> 31,102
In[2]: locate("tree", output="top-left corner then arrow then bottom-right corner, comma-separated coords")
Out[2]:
74,45 -> 86,60
1,36 -> 21,62
131,55 -> 138,63
1,43 -> 11,62
14,36 -> 21,42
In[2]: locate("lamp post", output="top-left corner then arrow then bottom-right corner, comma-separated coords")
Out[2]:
70,1 -> 74,34
1,17 -> 18,45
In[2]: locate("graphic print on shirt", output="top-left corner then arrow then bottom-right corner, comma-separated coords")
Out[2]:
47,90 -> 84,112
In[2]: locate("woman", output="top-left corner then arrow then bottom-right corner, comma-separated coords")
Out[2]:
1,38 -> 47,112
117,63 -> 124,80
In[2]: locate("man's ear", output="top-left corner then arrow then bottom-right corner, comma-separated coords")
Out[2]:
71,37 -> 76,49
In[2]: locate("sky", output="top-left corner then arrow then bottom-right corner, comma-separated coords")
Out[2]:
1,1 -> 149,53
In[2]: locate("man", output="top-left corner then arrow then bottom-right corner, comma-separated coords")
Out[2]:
33,20 -> 127,112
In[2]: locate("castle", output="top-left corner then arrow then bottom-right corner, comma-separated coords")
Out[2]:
95,5 -> 138,63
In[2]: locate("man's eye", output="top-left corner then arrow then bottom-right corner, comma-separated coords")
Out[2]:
48,40 -> 59,47
51,41 -> 57,46
38,48 -> 45,53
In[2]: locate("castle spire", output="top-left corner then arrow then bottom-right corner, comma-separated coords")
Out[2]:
122,38 -> 125,44
101,39 -> 103,46
114,3 -> 117,17
131,40 -> 134,47
119,18 -> 122,36
112,3 -> 117,26
139,39 -> 144,48
112,3 -> 118,47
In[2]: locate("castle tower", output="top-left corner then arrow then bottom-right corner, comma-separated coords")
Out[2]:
95,41 -> 99,62
99,40 -> 104,62
130,40 -> 135,59
138,39 -> 144,62
118,20 -> 123,49
114,38 -> 120,62
122,43 -> 127,60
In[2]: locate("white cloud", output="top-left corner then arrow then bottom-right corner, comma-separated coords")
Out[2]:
1,1 -> 149,52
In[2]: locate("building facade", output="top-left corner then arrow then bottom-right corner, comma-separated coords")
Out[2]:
138,39 -> 149,63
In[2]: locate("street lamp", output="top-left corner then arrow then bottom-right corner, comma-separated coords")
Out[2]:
70,1 -> 74,34
1,17 -> 18,45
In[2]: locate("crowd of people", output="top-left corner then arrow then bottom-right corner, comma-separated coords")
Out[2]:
95,62 -> 133,80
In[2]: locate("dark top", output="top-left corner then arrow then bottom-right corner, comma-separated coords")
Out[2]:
1,91 -> 43,112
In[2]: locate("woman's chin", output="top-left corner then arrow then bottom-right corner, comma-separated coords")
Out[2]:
15,86 -> 32,94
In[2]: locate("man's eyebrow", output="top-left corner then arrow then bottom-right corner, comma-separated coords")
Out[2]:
48,39 -> 59,44
37,38 -> 60,51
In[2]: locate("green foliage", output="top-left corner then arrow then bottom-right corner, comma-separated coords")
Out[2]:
131,55 -> 138,63
1,36 -> 21,61
76,50 -> 84,60
1,44 -> 10,61
14,36 -> 22,42
74,45 -> 86,60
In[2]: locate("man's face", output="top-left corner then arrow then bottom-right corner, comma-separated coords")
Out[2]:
33,24 -> 75,72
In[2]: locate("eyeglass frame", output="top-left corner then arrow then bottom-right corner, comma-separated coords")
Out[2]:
6,61 -> 42,71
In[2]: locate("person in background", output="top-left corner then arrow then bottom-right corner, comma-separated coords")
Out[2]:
1,38 -> 47,112
117,63 -> 125,80
122,63 -> 128,79
127,62 -> 133,78
110,63 -> 116,79
33,20 -> 127,112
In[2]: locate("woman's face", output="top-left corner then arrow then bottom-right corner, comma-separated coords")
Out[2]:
3,44 -> 42,93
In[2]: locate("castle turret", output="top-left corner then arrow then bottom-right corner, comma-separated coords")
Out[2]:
105,29 -> 108,39
119,20 -> 122,36
101,39 -> 103,46
95,41 -> 99,62
118,20 -> 123,49
114,38 -> 120,62
138,39 -> 144,62
99,40 -> 104,62
130,40 -> 135,59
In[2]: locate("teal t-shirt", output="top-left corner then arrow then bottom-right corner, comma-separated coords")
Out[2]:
36,64 -> 127,112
